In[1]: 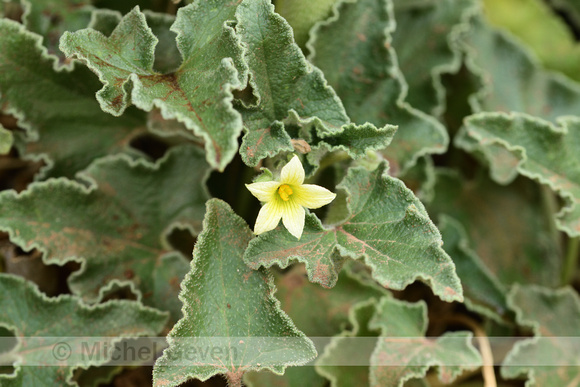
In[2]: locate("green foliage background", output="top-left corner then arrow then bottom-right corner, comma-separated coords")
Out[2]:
0,0 -> 579,386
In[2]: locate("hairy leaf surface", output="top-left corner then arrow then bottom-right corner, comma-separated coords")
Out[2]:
0,19 -> 146,179
153,199 -> 316,385
428,170 -> 561,286
392,0 -> 478,115
0,274 -> 167,387
438,215 -> 512,322
309,0 -> 448,173
501,285 -> 580,386
316,299 -> 381,387
0,146 -> 209,322
458,15 -> 580,120
88,9 -> 182,74
245,163 -> 463,302
244,265 -> 389,387
21,0 -> 94,58
457,113 -> 580,237
60,2 -> 247,170
368,297 -> 481,387
237,0 -> 396,167
317,297 -> 480,387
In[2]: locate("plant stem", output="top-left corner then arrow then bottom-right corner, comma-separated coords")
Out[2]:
563,237 -> 580,285
226,371 -> 243,387
446,315 -> 497,387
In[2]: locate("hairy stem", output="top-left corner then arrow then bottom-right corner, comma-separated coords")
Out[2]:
226,371 -> 244,387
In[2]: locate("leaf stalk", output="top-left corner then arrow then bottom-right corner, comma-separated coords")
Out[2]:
563,237 -> 580,285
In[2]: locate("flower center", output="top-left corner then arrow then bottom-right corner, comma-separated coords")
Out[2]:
278,184 -> 293,201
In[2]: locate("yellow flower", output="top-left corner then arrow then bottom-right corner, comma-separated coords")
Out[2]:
246,155 -> 336,240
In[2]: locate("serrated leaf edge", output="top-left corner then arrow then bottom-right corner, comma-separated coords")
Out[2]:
153,199 -> 316,385
500,284 -> 580,385
456,111 -> 580,237
0,18 -> 102,180
368,297 -> 480,386
0,146 -> 204,304
314,298 -> 381,386
306,0 -> 449,172
338,163 -> 463,302
438,214 -> 510,323
60,5 -> 248,171
456,13 -> 580,115
0,273 -> 168,385
245,162 -> 463,302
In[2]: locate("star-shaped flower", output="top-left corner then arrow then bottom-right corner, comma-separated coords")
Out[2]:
246,155 -> 336,240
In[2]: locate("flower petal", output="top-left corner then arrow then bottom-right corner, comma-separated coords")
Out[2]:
246,181 -> 280,202
281,200 -> 305,239
280,155 -> 305,186
254,200 -> 283,235
294,184 -> 337,209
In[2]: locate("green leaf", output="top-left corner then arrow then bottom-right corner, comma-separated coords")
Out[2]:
0,124 -> 13,155
501,285 -> 580,386
60,2 -> 247,171
87,9 -> 122,36
310,122 -> 398,161
0,274 -> 167,387
21,0 -> 94,58
143,11 -> 180,74
391,0 -> 479,115
438,215 -> 512,322
399,156 -> 437,203
245,162 -> 463,303
88,9 -> 182,74
428,169 -> 562,287
458,15 -> 580,121
275,263 -> 390,337
274,0 -> 338,48
0,145 -> 210,322
86,11 -> 197,142
315,299 -> 381,387
244,264 -> 390,387
146,109 -> 204,143
152,199 -> 316,386
236,0 -> 396,167
308,0 -> 448,173
483,0 -> 580,82
457,113 -> 580,237
0,19 -> 147,179
317,297 -> 481,387
368,297 -> 481,387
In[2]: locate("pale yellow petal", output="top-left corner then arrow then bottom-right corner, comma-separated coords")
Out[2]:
293,184 -> 337,209
280,155 -> 305,186
281,200 -> 305,240
246,181 -> 280,202
254,200 -> 283,235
